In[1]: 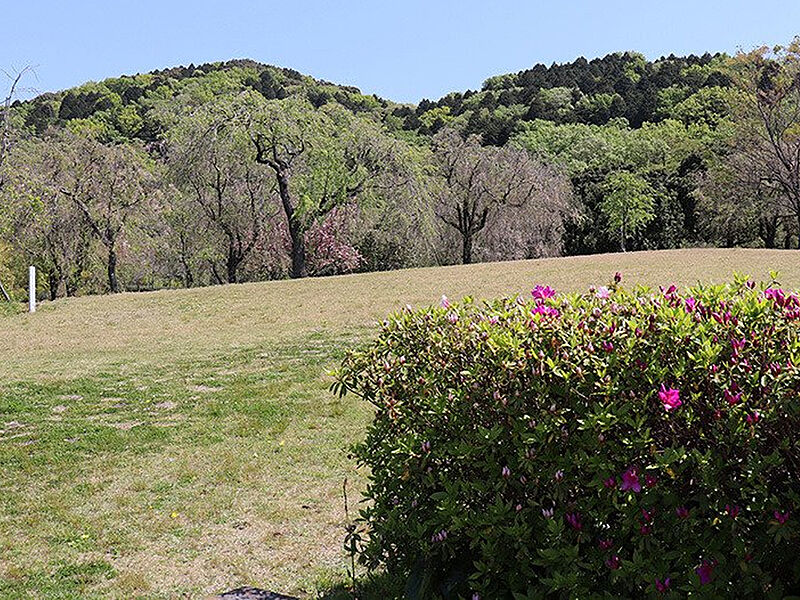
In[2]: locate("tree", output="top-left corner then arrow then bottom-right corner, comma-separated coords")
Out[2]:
431,128 -> 563,264
600,171 -> 656,251
168,96 -> 274,284
3,135 -> 94,299
724,40 -> 800,247
249,96 -> 402,278
59,136 -> 155,293
0,66 -> 34,301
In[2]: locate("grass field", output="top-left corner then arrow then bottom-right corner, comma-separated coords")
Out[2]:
2,248 -> 800,599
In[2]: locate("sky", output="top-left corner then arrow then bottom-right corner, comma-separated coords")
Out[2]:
4,1 -> 800,103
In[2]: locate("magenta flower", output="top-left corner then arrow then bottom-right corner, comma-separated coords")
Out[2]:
602,341 -> 614,353
676,506 -> 690,519
641,508 -> 654,523
431,529 -> 448,543
605,554 -> 621,570
725,504 -> 740,519
644,474 -> 658,487
531,284 -> 556,302
603,476 -> 616,489
598,538 -> 613,550
695,559 -> 717,585
614,272 -> 622,284
746,411 -> 760,424
731,338 -> 746,354
532,304 -> 560,319
659,385 -> 682,412
565,512 -> 582,531
775,510 -> 791,525
685,296 -> 697,312
620,467 -> 642,493
655,578 -> 671,593
724,387 -> 741,406
640,524 -> 652,535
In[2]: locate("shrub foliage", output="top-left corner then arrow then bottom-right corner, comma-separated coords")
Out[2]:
334,276 -> 800,598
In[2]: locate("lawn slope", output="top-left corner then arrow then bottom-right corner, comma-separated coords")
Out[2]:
1,249 -> 799,598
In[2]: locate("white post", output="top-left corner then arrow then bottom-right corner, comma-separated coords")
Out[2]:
28,266 -> 36,313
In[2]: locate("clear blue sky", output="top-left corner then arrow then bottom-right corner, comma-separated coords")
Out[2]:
5,1 -> 800,103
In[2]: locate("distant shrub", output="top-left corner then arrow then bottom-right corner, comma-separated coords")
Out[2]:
335,276 -> 800,599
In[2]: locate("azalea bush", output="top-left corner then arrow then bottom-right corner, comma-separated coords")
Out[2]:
334,275 -> 800,599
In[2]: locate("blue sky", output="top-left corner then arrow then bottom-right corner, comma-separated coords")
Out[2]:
5,1 -> 800,103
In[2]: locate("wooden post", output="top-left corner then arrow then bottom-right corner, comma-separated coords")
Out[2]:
28,266 -> 36,313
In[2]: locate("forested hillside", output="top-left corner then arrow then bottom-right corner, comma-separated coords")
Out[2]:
1,43 -> 799,299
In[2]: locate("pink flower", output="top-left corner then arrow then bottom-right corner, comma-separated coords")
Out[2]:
655,578 -> 671,593
446,312 -> 458,324
595,286 -> 611,299
531,285 -> 556,302
659,385 -> 682,412
598,538 -> 613,550
501,466 -> 511,479
431,529 -> 448,543
542,507 -> 554,519
676,506 -> 690,519
605,554 -> 621,570
775,510 -> 791,525
421,441 -> 431,453
620,467 -> 641,493
724,388 -> 741,405
554,469 -> 564,482
565,512 -> 582,531
532,304 -> 560,319
603,476 -> 616,489
695,559 -> 717,585
440,295 -> 450,308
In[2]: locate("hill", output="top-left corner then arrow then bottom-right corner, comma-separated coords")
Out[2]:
2,249 -> 799,597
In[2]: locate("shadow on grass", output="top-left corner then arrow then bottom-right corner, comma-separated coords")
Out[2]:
318,572 -> 405,600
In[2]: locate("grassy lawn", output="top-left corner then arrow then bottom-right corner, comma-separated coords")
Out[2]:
2,248 -> 800,599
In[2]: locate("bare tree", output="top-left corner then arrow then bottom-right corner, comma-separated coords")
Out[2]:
60,137 -> 154,293
431,128 -> 569,264
725,40 -> 800,247
4,135 -> 94,298
168,99 -> 274,284
0,66 -> 34,301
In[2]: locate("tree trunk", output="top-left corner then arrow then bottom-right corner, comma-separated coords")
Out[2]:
0,278 -> 11,302
461,230 -> 473,264
226,250 -> 239,284
276,171 -> 307,278
107,246 -> 119,293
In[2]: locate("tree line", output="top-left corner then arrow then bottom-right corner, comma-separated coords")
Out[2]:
1,42 -> 799,299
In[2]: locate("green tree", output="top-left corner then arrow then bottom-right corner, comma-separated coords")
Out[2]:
249,97 -> 404,278
601,171 -> 656,251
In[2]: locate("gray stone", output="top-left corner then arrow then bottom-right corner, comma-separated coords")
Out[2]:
214,588 -> 298,600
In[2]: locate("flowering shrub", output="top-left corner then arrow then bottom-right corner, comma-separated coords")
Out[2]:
334,276 -> 800,599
